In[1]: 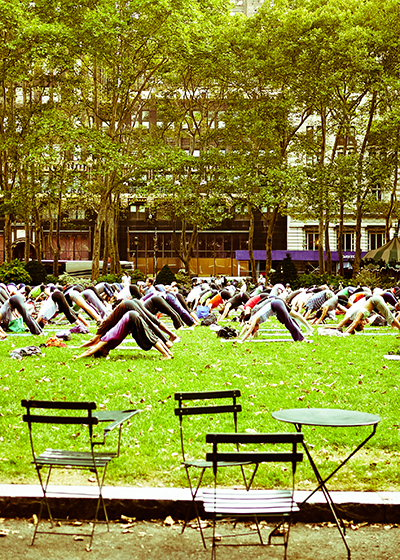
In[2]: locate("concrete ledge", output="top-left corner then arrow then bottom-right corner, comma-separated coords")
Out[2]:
1,485 -> 399,523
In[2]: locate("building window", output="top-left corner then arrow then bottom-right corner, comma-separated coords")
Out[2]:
338,232 -> 355,252
130,205 -> 146,220
371,184 -> 382,201
69,209 -> 86,220
368,230 -> 385,251
180,138 -> 190,152
305,230 -> 319,251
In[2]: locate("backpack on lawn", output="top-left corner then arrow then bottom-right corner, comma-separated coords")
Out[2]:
217,326 -> 238,339
201,313 -> 218,326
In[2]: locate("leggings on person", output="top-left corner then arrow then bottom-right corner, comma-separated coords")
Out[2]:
0,288 -> 9,305
270,299 -> 304,342
52,291 -> 79,323
101,310 -> 158,351
163,293 -> 194,326
97,300 -> 168,344
9,294 -> 43,335
175,292 -> 192,314
82,289 -> 109,318
144,296 -> 184,329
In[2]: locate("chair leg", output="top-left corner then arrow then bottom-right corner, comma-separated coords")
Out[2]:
253,515 -> 264,545
211,512 -> 217,560
32,466 -> 54,545
181,467 -> 207,549
241,463 -> 259,491
89,466 -> 110,550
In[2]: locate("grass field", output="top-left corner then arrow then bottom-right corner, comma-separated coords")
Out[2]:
1,316 -> 399,492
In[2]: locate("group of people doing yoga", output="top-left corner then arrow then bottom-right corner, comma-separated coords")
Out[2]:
2,273 -> 399,357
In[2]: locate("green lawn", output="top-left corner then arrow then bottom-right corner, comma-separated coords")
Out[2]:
1,318 -> 399,492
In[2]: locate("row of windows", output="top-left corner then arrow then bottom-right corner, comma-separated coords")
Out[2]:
129,232 -> 249,259
305,231 -> 385,252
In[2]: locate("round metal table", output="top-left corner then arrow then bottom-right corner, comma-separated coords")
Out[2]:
272,408 -> 381,560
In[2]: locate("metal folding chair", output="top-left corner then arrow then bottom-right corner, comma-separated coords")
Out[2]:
21,400 -> 118,549
204,432 -> 304,560
174,390 -> 254,548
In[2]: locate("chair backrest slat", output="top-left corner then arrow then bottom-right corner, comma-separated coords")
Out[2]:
206,433 -> 303,445
21,400 -> 96,411
206,451 -> 303,463
174,390 -> 243,463
174,390 -> 241,401
22,414 -> 99,426
175,404 -> 242,417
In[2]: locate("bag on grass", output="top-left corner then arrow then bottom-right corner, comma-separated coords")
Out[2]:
201,313 -> 217,326
369,314 -> 386,327
10,346 -> 42,360
196,305 -> 210,319
7,317 -> 25,333
217,326 -> 238,339
55,330 -> 72,341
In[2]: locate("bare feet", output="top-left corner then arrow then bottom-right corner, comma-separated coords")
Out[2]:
76,340 -> 109,358
79,335 -> 101,348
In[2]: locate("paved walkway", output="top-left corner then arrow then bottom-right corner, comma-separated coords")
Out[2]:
1,485 -> 400,524
0,516 -> 399,560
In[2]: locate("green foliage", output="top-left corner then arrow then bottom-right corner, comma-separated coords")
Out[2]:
296,273 -> 349,289
353,268 -> 386,289
155,265 -> 176,285
45,275 -> 59,285
0,260 -> 32,285
175,269 -> 192,292
57,273 -> 92,287
97,274 -> 122,284
24,261 -> 47,285
282,253 -> 299,288
269,265 -> 283,286
128,269 -> 146,283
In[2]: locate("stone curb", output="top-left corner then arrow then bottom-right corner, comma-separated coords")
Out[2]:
1,485 -> 400,524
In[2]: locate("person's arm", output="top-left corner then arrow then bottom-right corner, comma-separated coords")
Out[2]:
313,305 -> 329,325
344,310 -> 365,334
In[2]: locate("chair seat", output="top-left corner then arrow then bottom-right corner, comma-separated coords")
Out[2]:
202,488 -> 299,515
34,449 -> 116,468
183,459 -> 253,469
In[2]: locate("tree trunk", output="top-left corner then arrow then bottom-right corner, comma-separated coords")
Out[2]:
352,198 -> 363,278
24,215 -> 30,264
318,105 -> 327,275
248,205 -> 257,283
264,205 -> 279,275
91,197 -> 107,281
385,137 -> 399,242
102,213 -> 109,276
172,219 -> 197,275
48,194 -> 62,277
33,206 -> 42,263
338,200 -> 344,276
4,213 -> 12,263
318,210 -> 325,274
114,202 -> 121,277
324,219 -> 332,275
353,91 -> 378,277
